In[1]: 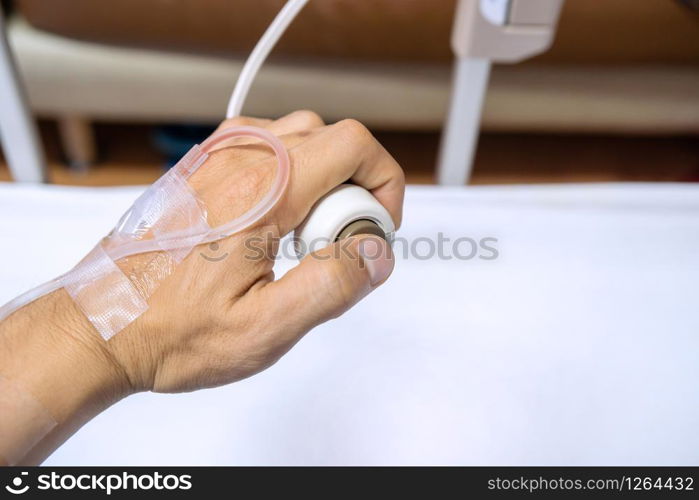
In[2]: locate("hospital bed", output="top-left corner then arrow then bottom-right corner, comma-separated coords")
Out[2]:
1,181 -> 697,465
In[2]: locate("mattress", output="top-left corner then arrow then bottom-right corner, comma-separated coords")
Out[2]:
1,182 -> 697,465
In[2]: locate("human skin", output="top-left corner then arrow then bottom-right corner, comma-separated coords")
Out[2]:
0,111 -> 405,465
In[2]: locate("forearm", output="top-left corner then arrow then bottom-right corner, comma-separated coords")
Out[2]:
0,290 -> 129,465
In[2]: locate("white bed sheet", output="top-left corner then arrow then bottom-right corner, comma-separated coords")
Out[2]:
0,182 -> 697,465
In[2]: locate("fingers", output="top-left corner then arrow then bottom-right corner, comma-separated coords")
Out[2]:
275,119 -> 405,233
206,113 -> 404,241
217,110 -> 324,136
205,110 -> 325,166
266,110 -> 325,136
242,235 -> 394,349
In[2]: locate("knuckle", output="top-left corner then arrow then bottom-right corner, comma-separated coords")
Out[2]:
290,109 -> 324,127
335,118 -> 373,145
395,163 -> 407,185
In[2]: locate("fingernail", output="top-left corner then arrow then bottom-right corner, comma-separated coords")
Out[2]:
357,237 -> 394,286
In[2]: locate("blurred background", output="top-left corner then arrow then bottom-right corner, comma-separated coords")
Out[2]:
0,0 -> 697,185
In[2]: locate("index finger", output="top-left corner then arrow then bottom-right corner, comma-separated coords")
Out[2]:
276,119 -> 405,233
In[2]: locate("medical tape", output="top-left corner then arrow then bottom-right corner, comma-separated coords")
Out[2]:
0,126 -> 291,341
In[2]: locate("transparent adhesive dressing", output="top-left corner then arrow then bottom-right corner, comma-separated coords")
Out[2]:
0,126 -> 290,340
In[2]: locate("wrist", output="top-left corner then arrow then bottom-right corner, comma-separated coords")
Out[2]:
0,290 -> 132,437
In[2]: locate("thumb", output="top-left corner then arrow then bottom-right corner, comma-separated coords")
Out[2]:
257,235 -> 394,339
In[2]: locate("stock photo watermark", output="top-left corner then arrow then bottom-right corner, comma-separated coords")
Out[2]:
199,232 -> 499,264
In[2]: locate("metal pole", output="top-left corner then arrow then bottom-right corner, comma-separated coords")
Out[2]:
436,57 -> 490,186
0,5 -> 47,183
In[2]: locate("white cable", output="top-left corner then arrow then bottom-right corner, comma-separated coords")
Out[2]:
226,0 -> 309,119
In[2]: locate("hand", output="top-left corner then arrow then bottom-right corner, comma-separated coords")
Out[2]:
110,111 -> 404,393
0,111 -> 404,463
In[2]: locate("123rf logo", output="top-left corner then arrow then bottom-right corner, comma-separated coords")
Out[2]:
5,471 -> 192,495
